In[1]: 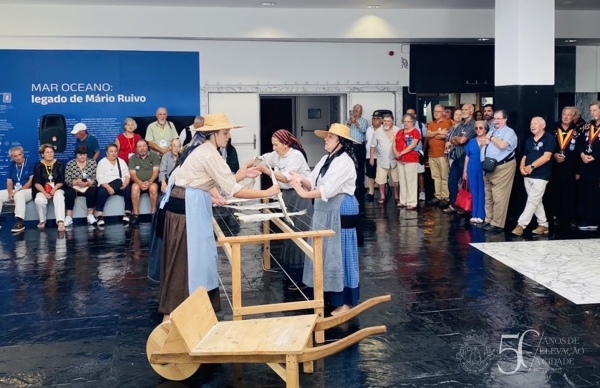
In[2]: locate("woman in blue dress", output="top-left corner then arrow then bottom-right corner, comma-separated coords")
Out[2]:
462,120 -> 487,224
290,123 -> 359,316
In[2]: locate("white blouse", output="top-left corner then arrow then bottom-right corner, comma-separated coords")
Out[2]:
96,157 -> 130,186
262,148 -> 311,190
307,152 -> 356,202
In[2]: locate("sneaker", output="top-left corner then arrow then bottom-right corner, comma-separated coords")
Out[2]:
97,216 -> 105,227
418,192 -> 426,201
130,214 -> 139,225
512,224 -> 524,236
64,216 -> 73,227
122,213 -> 130,224
87,214 -> 97,225
438,200 -> 449,209
427,198 -> 440,206
365,194 -> 375,202
10,221 -> 25,233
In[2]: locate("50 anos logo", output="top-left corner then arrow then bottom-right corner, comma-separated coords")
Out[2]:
456,330 -> 542,375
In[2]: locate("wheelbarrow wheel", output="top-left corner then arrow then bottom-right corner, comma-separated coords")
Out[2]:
146,321 -> 200,381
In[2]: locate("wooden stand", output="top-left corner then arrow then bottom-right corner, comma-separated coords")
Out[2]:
147,287 -> 391,386
213,214 -> 334,343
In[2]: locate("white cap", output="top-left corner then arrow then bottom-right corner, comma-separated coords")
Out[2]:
71,122 -> 87,134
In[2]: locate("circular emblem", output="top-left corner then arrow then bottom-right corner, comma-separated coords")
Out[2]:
135,165 -> 140,170
456,334 -> 494,374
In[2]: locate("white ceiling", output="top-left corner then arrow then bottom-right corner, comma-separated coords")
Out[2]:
0,0 -> 598,9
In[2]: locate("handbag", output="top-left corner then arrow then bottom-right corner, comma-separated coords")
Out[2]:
481,145 -> 498,173
108,159 -> 124,191
455,180 -> 472,212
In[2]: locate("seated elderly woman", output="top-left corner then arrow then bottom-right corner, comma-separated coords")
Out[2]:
32,144 -> 66,231
63,144 -> 98,227
95,143 -> 132,226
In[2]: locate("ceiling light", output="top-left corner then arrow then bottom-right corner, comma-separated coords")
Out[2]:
367,5 -> 381,9
478,38 -> 490,41
262,2 -> 276,5
565,39 -> 577,43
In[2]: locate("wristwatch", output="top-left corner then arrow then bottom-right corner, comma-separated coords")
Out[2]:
530,165 -> 536,170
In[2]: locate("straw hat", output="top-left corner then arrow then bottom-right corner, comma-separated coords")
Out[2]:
193,113 -> 243,132
314,123 -> 359,144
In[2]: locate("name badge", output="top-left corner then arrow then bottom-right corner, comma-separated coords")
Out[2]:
14,183 -> 22,191
135,165 -> 140,170
48,175 -> 53,182
159,139 -> 168,148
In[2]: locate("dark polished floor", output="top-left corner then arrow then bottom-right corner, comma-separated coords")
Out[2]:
0,201 -> 599,388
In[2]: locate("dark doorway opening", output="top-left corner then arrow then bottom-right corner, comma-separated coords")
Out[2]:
259,97 -> 294,189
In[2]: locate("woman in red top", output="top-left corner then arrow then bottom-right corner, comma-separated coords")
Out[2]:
394,114 -> 421,210
115,117 -> 141,164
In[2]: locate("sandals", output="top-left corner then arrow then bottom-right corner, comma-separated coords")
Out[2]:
37,222 -> 46,230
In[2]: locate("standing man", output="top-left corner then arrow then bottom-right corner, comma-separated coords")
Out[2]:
0,146 -> 34,233
371,114 -> 400,204
347,104 -> 369,199
426,104 -> 453,207
481,110 -> 519,232
146,107 -> 178,156
483,104 -> 494,130
179,115 -> 204,147
365,110 -> 383,201
71,123 -> 100,160
445,104 -> 476,213
549,106 -> 581,227
128,139 -> 160,225
512,117 -> 555,236
406,108 -> 427,201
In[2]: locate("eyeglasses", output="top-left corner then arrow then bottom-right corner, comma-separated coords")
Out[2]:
475,126 -> 486,129
493,117 -> 506,120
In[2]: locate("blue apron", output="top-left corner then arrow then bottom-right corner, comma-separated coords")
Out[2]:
185,187 -> 219,293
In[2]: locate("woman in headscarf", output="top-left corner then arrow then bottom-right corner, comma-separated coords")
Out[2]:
158,113 -> 280,322
249,129 -> 312,290
290,123 -> 359,316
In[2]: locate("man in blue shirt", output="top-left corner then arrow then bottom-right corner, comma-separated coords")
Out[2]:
71,122 -> 100,160
347,104 -> 368,199
512,117 -> 555,236
481,110 -> 519,232
0,146 -> 34,232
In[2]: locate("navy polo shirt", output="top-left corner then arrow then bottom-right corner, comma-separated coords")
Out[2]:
7,158 -> 34,186
525,132 -> 556,181
75,134 -> 100,159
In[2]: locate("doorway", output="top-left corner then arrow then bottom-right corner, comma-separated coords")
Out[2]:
260,97 -> 295,189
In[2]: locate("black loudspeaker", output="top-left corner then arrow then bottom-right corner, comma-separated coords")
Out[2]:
39,114 -> 67,152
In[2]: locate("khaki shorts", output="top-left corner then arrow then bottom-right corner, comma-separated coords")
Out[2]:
375,165 -> 399,185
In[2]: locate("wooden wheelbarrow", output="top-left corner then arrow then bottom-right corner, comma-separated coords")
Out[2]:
147,287 -> 391,387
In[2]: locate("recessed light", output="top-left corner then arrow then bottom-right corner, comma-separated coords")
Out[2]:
565,39 -> 577,43
262,2 -> 276,5
367,5 -> 381,9
478,38 -> 490,41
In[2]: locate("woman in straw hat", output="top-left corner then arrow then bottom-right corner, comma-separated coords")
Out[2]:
247,129 -> 313,291
289,123 -> 360,316
158,113 -> 280,322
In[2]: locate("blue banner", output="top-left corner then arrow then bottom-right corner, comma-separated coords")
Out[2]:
0,49 -> 200,189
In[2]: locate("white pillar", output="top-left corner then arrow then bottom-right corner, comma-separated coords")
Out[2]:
495,0 -> 555,86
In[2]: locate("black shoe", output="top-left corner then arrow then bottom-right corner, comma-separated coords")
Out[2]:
130,214 -> 139,225
427,198 -> 440,206
438,200 -> 449,208
365,194 -> 375,202
482,223 -> 494,231
10,220 -> 25,233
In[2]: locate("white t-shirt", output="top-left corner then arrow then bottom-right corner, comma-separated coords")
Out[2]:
262,148 -> 311,190
96,157 -> 130,186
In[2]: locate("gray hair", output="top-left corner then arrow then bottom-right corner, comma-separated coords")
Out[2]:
531,116 -> 546,127
194,115 -> 204,124
562,106 -> 576,115
572,106 -> 581,116
123,117 -> 137,130
9,146 -> 24,156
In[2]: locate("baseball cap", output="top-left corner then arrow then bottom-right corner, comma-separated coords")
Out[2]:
372,111 -> 382,118
71,123 -> 87,134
